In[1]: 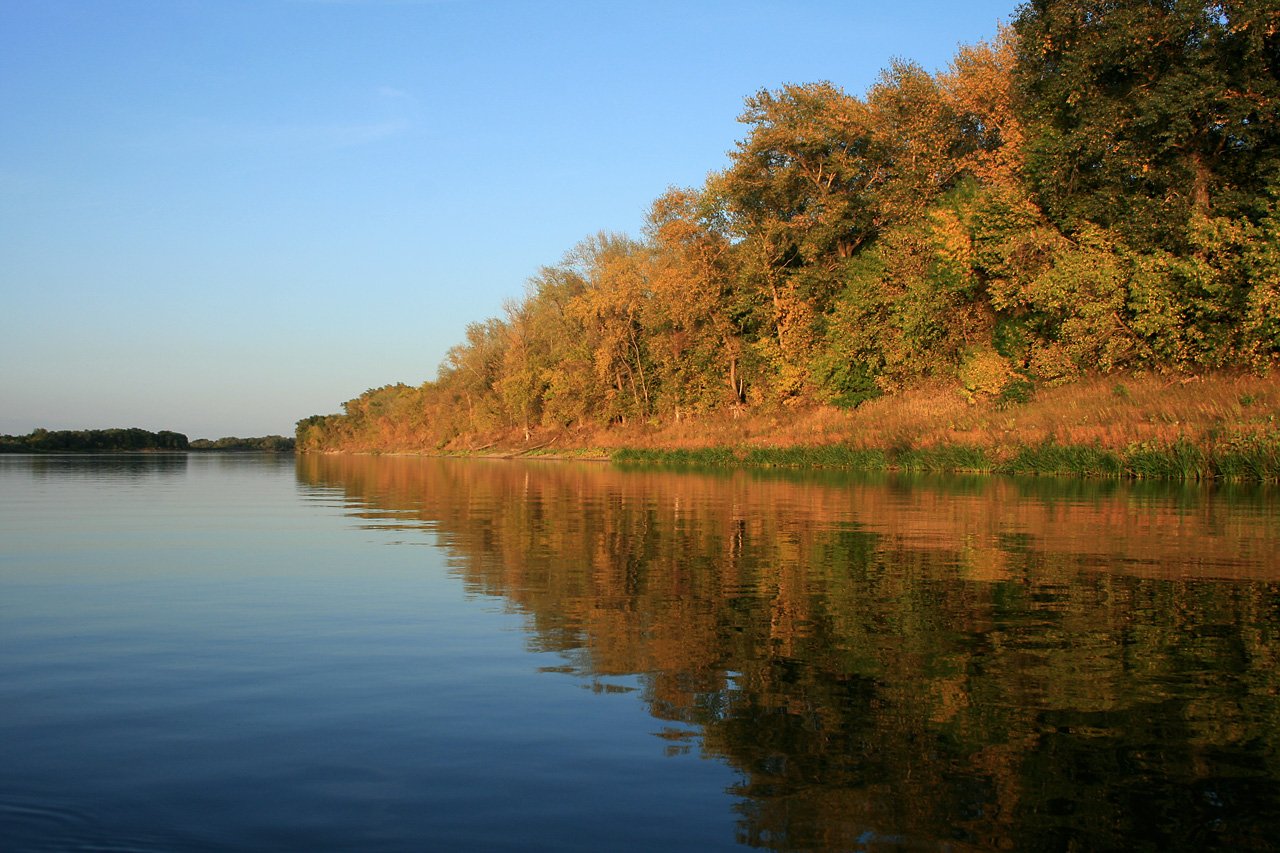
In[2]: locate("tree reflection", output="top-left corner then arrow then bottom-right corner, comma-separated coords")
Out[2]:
298,455 -> 1280,850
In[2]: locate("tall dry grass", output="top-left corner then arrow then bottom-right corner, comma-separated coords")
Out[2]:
590,371 -> 1278,457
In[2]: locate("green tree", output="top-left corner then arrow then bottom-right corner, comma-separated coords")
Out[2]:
1014,0 -> 1280,249
866,59 -> 971,223
713,82 -> 893,397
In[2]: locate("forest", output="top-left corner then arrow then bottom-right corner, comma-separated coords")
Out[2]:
0,428 -> 190,453
297,0 -> 1280,455
188,436 -> 295,451
0,430 -> 296,454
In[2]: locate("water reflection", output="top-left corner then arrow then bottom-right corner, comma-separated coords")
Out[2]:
298,455 -> 1280,851
5,453 -> 190,480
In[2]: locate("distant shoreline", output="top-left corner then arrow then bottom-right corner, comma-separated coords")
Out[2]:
0,429 -> 294,454
0,449 -> 294,455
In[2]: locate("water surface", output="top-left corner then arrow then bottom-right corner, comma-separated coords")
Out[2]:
2,454 -> 1278,850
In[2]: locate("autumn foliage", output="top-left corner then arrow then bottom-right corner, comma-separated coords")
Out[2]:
299,3 -> 1280,453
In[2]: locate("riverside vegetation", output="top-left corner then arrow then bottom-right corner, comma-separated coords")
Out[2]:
296,1 -> 1280,481
0,429 -> 294,453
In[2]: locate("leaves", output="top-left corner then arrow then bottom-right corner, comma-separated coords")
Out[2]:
1014,0 -> 1280,248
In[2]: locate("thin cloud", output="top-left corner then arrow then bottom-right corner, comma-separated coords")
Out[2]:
153,87 -> 419,153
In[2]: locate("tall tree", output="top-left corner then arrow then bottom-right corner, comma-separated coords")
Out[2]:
565,233 -> 655,423
720,82 -> 888,265
438,319 -> 508,434
645,187 -> 747,412
715,83 -> 892,396
866,59 -> 970,223
1014,0 -> 1280,248
943,27 -> 1026,190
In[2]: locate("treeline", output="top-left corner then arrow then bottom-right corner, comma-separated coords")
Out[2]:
0,428 -> 190,453
189,436 -> 295,452
299,0 -> 1280,452
0,430 -> 295,453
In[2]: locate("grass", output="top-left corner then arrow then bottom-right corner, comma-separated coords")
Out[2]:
999,442 -> 1124,478
894,445 -> 992,473
613,446 -> 741,467
605,371 -> 1280,482
1213,435 -> 1280,482
613,437 -> 1280,482
338,370 -> 1279,483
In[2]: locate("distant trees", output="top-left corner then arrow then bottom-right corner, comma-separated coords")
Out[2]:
0,428 -> 190,453
0,430 -> 296,453
298,1 -> 1280,453
188,435 -> 295,451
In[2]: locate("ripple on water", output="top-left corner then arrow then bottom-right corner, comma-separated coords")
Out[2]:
0,796 -> 223,852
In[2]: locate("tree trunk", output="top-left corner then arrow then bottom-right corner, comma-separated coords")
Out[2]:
1190,150 -> 1211,216
728,354 -> 746,403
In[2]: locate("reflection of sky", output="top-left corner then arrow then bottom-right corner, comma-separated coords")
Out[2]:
0,0 -> 1015,439
0,453 -> 742,851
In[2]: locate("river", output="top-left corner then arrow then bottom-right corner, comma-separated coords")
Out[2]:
2,453 -> 1278,850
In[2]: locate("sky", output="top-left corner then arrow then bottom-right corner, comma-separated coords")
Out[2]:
1,0 -> 1016,439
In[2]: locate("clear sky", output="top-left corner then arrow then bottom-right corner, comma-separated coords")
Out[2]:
1,0 -> 1015,439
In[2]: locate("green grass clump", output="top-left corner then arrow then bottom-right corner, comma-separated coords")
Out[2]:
612,447 -> 739,467
894,445 -> 992,473
1213,435 -> 1280,482
996,378 -> 1035,408
998,442 -> 1124,478
614,444 -> 895,469
1123,440 -> 1208,480
614,436 -> 1280,482
742,445 -> 889,469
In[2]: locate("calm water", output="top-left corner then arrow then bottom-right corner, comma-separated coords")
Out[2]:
2,454 -> 1278,851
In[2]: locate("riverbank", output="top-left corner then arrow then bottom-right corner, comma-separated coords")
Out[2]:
612,439 -> 1280,481
407,371 -> 1279,481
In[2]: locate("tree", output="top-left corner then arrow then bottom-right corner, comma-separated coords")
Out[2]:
713,83 -> 893,397
942,27 -> 1026,190
438,319 -> 508,434
1014,0 -> 1280,248
565,233 -> 655,423
866,59 -> 970,223
720,82 -> 890,265
645,187 -> 747,413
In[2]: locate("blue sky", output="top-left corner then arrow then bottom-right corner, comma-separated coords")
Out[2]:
1,0 -> 1015,439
